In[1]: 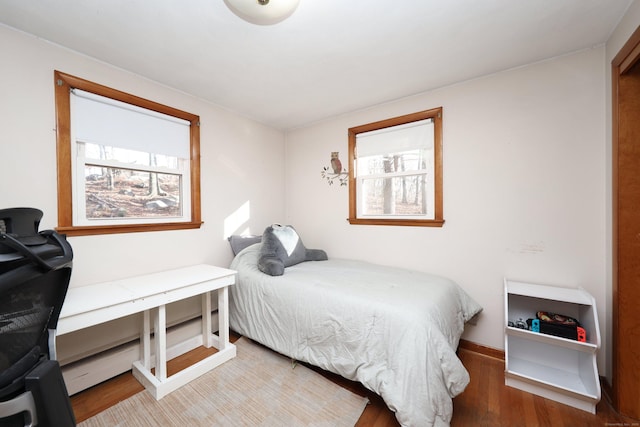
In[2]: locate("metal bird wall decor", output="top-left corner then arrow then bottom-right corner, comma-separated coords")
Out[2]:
321,151 -> 348,186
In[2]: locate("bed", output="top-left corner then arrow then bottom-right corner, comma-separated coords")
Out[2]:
228,243 -> 482,427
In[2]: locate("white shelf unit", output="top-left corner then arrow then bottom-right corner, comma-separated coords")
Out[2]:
504,278 -> 601,413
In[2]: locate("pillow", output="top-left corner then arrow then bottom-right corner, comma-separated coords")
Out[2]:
228,234 -> 262,256
257,224 -> 327,276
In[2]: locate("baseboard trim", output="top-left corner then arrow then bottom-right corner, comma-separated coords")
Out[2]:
459,338 -> 504,360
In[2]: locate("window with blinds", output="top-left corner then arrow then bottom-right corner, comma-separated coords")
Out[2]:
70,89 -> 191,225
348,108 -> 444,227
54,71 -> 202,236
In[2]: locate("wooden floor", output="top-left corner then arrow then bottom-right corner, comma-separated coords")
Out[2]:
71,334 -> 640,426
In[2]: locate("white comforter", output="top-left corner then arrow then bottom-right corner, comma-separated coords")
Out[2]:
229,244 -> 482,427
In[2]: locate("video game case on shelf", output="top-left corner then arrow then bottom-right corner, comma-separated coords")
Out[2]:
525,311 -> 586,342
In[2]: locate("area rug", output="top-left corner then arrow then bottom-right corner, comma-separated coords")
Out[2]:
79,337 -> 369,426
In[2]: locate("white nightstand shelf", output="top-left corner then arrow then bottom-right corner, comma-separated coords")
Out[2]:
504,278 -> 601,413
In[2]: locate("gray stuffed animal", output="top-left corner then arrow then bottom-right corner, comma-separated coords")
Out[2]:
257,224 -> 328,276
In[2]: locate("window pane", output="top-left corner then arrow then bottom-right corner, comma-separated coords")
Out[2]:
359,174 -> 431,217
85,166 -> 182,219
357,149 -> 430,176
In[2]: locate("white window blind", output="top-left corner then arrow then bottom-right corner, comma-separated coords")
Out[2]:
71,89 -> 191,159
356,118 -> 433,157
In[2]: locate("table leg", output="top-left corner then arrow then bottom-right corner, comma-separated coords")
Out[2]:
154,305 -> 167,381
218,286 -> 229,350
142,310 -> 151,369
202,291 -> 213,348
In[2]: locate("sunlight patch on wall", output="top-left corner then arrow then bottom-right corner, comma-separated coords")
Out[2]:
224,200 -> 251,238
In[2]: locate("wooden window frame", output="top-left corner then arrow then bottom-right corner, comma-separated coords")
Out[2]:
54,70 -> 202,236
348,108 -> 444,227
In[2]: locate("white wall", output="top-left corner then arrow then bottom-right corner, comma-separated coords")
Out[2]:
285,47 -> 608,372
0,25 -> 286,362
604,0 -> 640,386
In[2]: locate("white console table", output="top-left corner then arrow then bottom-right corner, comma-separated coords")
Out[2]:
58,264 -> 237,400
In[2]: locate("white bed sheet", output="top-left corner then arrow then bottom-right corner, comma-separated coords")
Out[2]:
229,244 -> 482,427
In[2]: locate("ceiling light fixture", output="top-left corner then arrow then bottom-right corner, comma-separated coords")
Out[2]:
223,0 -> 300,25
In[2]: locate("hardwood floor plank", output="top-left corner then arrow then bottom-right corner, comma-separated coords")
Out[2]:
521,392 -> 539,427
485,355 -> 503,425
70,371 -> 144,422
532,395 -> 553,427
508,385 -> 526,427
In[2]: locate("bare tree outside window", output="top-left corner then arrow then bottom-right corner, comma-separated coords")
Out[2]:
81,143 -> 183,220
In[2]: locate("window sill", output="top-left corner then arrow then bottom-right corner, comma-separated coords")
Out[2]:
56,221 -> 204,237
347,218 -> 445,227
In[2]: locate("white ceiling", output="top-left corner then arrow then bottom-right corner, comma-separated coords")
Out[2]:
0,0 -> 632,130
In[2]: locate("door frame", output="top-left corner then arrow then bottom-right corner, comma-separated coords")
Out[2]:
611,24 -> 640,418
